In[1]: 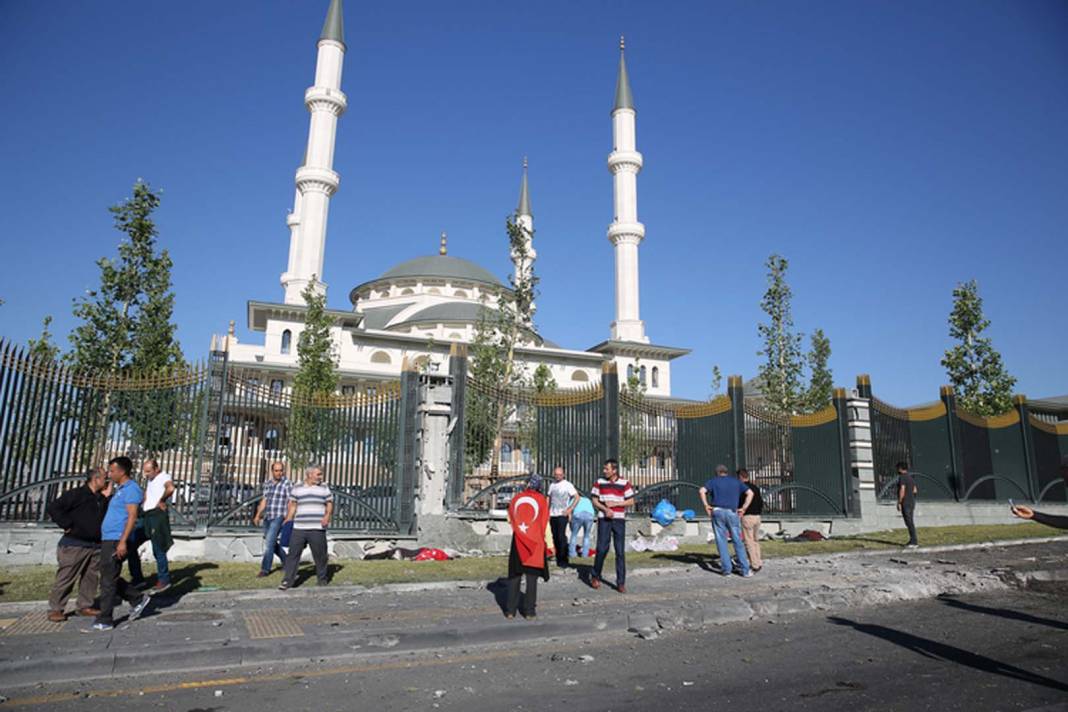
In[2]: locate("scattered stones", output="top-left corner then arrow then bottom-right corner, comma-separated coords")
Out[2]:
366,634 -> 399,648
433,690 -> 447,699
565,680 -> 579,686
578,654 -> 595,663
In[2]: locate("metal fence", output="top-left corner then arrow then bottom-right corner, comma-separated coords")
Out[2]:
0,341 -> 406,532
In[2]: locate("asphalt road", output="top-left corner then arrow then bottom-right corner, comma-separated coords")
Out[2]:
5,586 -> 1066,712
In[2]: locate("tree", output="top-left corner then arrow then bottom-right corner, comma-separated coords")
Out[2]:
67,180 -> 183,374
941,279 -> 1016,416
287,277 -> 340,469
709,365 -> 723,398
619,359 -> 649,470
467,216 -> 539,477
803,328 -> 833,412
65,180 -> 185,458
28,316 -> 60,363
756,254 -> 805,416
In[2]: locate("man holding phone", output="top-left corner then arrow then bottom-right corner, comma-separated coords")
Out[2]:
1011,455 -> 1068,529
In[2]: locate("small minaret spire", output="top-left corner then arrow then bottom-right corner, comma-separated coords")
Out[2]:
512,158 -> 536,315
281,0 -> 348,305
439,231 -> 448,256
607,37 -> 647,342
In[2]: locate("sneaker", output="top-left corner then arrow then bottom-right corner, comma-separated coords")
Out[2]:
278,580 -> 290,591
741,571 -> 754,578
92,621 -> 114,631
150,581 -> 170,595
904,543 -> 919,549
127,594 -> 151,623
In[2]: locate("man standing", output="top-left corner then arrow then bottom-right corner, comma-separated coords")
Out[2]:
737,469 -> 764,573
253,461 -> 292,577
590,459 -> 634,593
279,465 -> 334,590
699,464 -> 752,577
45,468 -> 109,622
546,465 -> 579,568
137,459 -> 174,594
896,461 -> 919,548
95,457 -> 151,631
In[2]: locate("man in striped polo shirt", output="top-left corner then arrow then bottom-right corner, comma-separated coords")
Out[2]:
590,459 -> 634,593
279,465 -> 334,590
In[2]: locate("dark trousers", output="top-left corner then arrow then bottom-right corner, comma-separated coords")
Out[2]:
282,528 -> 329,585
592,518 -> 626,586
902,504 -> 918,545
506,573 -> 539,616
98,540 -> 142,624
549,515 -> 570,566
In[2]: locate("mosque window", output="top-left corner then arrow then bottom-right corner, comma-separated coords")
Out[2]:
370,351 -> 391,364
270,379 -> 284,395
627,364 -> 634,381
280,330 -> 292,355
401,288 -> 415,296
264,428 -> 280,451
427,287 -> 441,295
651,366 -> 659,388
501,442 -> 513,462
448,332 -> 462,340
454,290 -> 468,298
571,370 -> 589,383
640,366 -> 647,386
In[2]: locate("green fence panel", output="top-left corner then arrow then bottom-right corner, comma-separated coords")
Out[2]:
790,408 -> 845,516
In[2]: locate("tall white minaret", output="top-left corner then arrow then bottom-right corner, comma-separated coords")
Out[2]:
512,158 -> 536,314
281,0 -> 347,304
607,36 -> 648,343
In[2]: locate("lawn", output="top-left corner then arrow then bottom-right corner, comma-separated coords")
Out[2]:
0,522 -> 1056,604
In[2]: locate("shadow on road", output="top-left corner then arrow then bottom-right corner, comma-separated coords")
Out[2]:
486,578 -> 509,614
293,563 -> 343,588
937,595 -> 1068,632
650,552 -> 721,573
828,616 -> 1068,693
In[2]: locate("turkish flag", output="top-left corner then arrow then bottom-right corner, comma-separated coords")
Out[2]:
509,488 -> 549,569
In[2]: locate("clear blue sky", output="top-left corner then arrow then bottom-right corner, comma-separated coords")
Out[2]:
1,0 -> 1065,405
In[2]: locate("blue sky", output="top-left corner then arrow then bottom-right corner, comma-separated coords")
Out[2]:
0,0 -> 1065,405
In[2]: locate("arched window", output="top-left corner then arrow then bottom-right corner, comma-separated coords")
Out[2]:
400,288 -> 415,296
453,290 -> 468,298
280,329 -> 292,355
651,366 -> 659,388
370,351 -> 391,364
264,428 -> 280,451
270,379 -> 284,395
571,370 -> 589,383
640,365 -> 647,386
427,287 -> 441,295
627,364 -> 635,381
448,332 -> 462,340
501,442 -> 513,462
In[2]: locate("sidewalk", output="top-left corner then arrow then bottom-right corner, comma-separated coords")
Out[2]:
1,538 -> 1065,689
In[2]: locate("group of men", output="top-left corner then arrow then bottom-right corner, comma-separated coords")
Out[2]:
46,456 -> 171,630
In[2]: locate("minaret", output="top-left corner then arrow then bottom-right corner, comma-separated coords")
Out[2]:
281,0 -> 347,304
607,36 -> 647,343
512,158 -> 536,313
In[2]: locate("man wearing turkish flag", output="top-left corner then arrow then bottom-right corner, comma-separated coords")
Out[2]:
505,474 -> 553,619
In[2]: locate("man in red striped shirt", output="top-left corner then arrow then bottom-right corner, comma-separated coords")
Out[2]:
590,459 -> 634,593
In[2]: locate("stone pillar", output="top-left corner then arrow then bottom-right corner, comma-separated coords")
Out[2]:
602,361 -> 620,461
847,388 -> 877,526
728,375 -> 746,470
415,373 -> 453,518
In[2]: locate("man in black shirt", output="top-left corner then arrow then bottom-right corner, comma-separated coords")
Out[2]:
896,462 -> 919,548
738,469 -> 764,572
45,468 -> 110,622
1012,455 -> 1068,530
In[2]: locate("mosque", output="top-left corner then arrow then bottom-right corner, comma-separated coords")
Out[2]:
218,0 -> 690,400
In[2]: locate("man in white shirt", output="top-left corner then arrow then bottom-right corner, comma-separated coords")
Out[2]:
128,459 -> 175,594
547,466 -> 579,568
279,465 -> 334,590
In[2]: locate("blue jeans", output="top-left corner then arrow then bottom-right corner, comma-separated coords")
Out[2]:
712,507 -> 750,576
261,516 -> 287,573
126,520 -> 170,585
568,514 -> 594,559
592,518 -> 627,586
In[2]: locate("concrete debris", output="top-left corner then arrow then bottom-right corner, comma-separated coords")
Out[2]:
578,655 -> 595,663
433,690 -> 447,699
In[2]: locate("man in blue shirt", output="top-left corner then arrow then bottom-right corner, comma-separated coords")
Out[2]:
94,456 -> 151,630
699,464 -> 754,577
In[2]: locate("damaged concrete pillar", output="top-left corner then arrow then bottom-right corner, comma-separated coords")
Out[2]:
415,374 -> 453,518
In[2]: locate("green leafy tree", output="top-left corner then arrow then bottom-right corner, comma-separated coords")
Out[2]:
286,277 -> 341,469
941,279 -> 1016,416
65,180 -> 185,458
709,365 -> 723,398
619,359 -> 649,470
756,254 -> 805,416
467,216 -> 539,477
28,316 -> 60,363
803,328 -> 833,412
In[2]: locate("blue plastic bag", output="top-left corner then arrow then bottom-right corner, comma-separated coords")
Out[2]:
651,499 -> 677,527
680,509 -> 696,521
